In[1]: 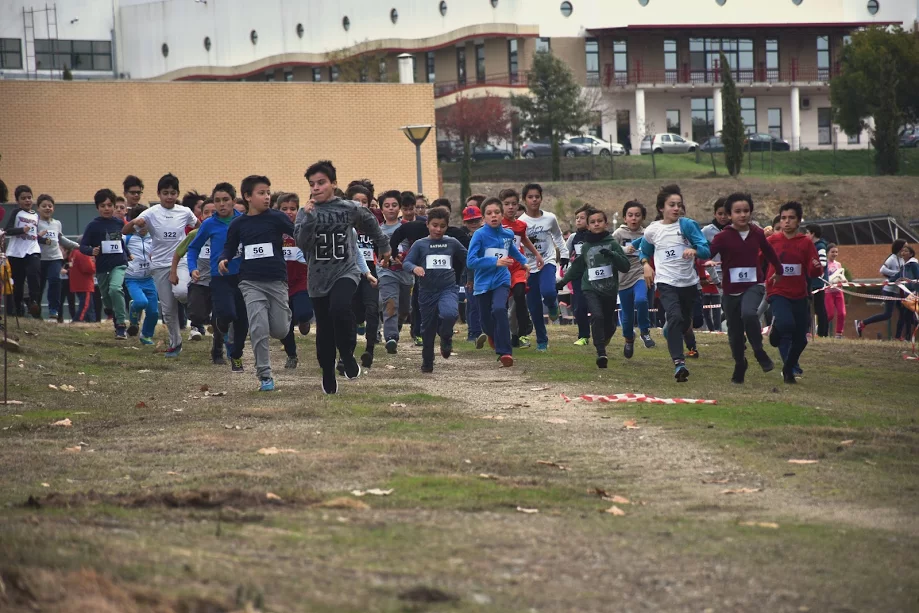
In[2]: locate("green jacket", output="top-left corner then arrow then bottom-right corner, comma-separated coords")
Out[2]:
558,233 -> 630,297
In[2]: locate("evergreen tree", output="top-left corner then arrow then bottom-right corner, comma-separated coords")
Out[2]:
719,53 -> 744,177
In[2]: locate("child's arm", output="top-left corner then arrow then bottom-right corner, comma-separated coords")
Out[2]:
352,230 -> 370,275
548,216 -> 569,265
79,222 -> 100,256
759,231 -> 782,278
681,218 -> 711,260
508,240 -> 527,266
557,254 -> 585,288
465,233 -> 490,271
603,241 -> 632,274
295,208 -> 317,255
519,233 -> 544,268
403,241 -> 425,277
353,207 -> 391,261
218,220 -> 241,274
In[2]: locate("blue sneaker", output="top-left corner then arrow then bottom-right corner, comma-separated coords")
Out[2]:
548,304 -> 560,321
48,309 -> 59,319
536,341 -> 548,352
792,365 -> 804,377
356,324 -> 366,336
259,377 -> 275,392
165,343 -> 183,358
674,362 -> 690,382
140,336 -> 154,345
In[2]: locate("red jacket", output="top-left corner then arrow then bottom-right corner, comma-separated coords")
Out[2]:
709,225 -> 780,294
283,235 -> 308,296
69,250 -> 96,293
766,233 -> 822,300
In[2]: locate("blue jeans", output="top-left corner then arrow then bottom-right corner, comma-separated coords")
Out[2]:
525,263 -> 558,345
125,277 -> 160,338
211,274 -> 249,360
419,286 -> 459,367
465,285 -> 482,339
477,285 -> 512,356
40,259 -> 63,314
572,278 -> 591,340
769,295 -> 809,372
618,281 -> 651,341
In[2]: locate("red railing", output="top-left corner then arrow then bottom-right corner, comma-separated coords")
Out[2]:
433,72 -> 530,97
602,59 -> 841,88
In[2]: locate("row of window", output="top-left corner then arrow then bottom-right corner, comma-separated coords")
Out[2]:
0,38 -> 112,71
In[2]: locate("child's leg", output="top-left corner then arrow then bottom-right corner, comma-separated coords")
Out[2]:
399,282 -> 412,331
833,293 -> 846,336
741,285 -> 767,356
326,278 -> 359,372
186,284 -> 210,329
46,260 -> 63,316
8,257 -> 26,315
572,279 -> 591,340
680,286 -> 697,348
230,282 -> 249,359
62,278 -> 75,321
658,284 -> 686,362
489,286 -> 513,355
418,290 -> 439,368
585,292 -> 607,355
511,281 -> 533,337
107,267 -> 128,326
152,268 -> 182,349
140,280 -> 159,338
265,283 -> 293,342
281,297 -> 298,358
466,286 -> 482,340
25,254 -> 41,312
76,292 -> 94,322
477,291 -> 495,340
721,292 -> 745,365
410,279 -> 422,340
618,285 -> 635,341
125,278 -> 150,319
172,259 -> 190,304
634,280 -> 652,335
362,282 -> 379,354
526,266 -> 553,345
380,277 -> 401,342
437,286 -> 459,341
312,294 -> 336,374
238,280 -> 273,381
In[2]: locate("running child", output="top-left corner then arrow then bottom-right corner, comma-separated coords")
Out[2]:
347,184 -> 384,367
700,197 -> 729,329
123,175 -> 144,210
4,185 -> 42,317
296,160 -> 391,394
518,183 -> 568,352
466,197 -> 528,367
766,201 -> 822,383
613,200 -> 655,358
805,224 -> 830,337
277,192 -> 313,369
122,173 -> 199,357
500,188 -> 542,349
36,194 -> 79,320
68,245 -> 96,322
855,239 -> 909,338
557,208 -> 630,368
824,243 -> 849,339
706,193 -> 781,384
376,190 -> 415,355
461,203 -> 485,343
637,185 -> 711,382
123,205 -> 159,345
80,188 -> 129,338
218,175 -> 293,392
565,204 -> 592,346
403,206 -> 468,372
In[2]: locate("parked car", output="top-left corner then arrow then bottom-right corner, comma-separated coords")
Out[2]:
745,133 -> 791,151
699,136 -> 724,153
639,133 -> 699,154
436,140 -> 461,163
568,135 -> 626,156
521,139 -> 591,159
470,144 -> 514,162
900,127 -> 919,148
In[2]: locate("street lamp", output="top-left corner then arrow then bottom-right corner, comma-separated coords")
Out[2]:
400,124 -> 432,194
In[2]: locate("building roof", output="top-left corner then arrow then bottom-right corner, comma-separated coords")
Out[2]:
808,214 -> 919,246
588,21 -> 902,35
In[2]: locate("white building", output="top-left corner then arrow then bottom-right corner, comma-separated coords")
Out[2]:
1,0 -> 915,150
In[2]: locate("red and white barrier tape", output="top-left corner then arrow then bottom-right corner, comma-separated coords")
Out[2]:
562,393 -> 717,405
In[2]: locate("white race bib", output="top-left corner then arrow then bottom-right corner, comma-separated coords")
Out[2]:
101,240 -> 123,254
782,263 -> 802,276
201,243 -> 211,259
426,254 -> 452,270
661,245 -> 685,261
282,246 -> 302,261
729,267 -> 757,283
574,243 -> 583,256
245,243 -> 274,260
138,261 -> 150,270
589,265 -> 613,279
485,247 -> 507,260
44,230 -> 59,243
360,247 -> 374,262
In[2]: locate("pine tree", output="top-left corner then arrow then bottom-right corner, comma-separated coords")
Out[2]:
719,53 -> 744,177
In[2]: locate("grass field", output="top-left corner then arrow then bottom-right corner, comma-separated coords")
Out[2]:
1,319 -> 918,612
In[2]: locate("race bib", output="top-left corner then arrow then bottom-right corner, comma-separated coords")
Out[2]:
729,267 -> 757,283
589,265 -> 613,279
782,263 -> 802,276
661,245 -> 684,261
574,243 -> 583,256
162,230 -> 180,240
282,246 -> 303,261
101,240 -> 123,254
360,248 -> 374,262
426,254 -> 452,270
485,247 -> 507,260
44,230 -> 59,243
201,243 -> 211,259
138,261 -> 150,270
245,243 -> 274,260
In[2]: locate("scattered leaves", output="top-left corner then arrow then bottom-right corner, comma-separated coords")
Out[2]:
315,497 -> 370,510
478,473 -> 499,480
529,386 -> 550,391
516,506 -> 539,514
390,402 -> 407,408
350,489 -> 394,497
0,400 -> 24,405
385,365 -> 396,369
536,460 -> 569,471
788,459 -> 818,465
200,384 -> 209,392
51,418 -> 72,427
604,505 -> 626,516
204,391 -> 227,397
864,459 -> 877,466
40,483 -> 50,487
479,415 -> 506,420
839,440 -> 855,446
605,495 -> 631,505
166,471 -> 180,476
721,488 -> 762,495
135,401 -> 147,408
545,418 -> 568,424
265,492 -> 282,501
47,384 -> 58,390
623,419 -> 640,430
739,521 -> 780,529
63,446 -> 81,452
257,447 -> 298,455
137,369 -> 152,373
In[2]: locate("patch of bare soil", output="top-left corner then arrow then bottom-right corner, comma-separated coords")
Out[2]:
23,488 -> 317,511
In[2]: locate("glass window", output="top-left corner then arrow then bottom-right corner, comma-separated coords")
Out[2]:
330,65 -> 340,82
426,51 -> 436,83
661,134 -> 672,143
508,39 -> 518,82
312,67 -> 322,82
666,110 -> 680,135
379,59 -> 387,81
266,71 -> 276,82
818,107 -> 832,144
817,35 -> 830,80
475,44 -> 486,84
284,70 -> 294,82
765,39 -> 779,82
0,38 -> 22,69
536,37 -> 550,53
664,39 -> 677,83
740,97 -> 756,134
456,47 -> 466,85
691,97 -> 715,141
768,108 -> 782,139
359,66 -> 368,82
613,40 -> 627,85
848,130 -> 860,144
585,38 -> 599,85
33,38 -> 112,71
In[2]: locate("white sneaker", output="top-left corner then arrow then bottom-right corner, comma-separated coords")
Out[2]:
188,328 -> 203,342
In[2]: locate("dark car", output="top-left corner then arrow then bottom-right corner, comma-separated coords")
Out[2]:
900,127 -> 919,148
745,133 -> 791,151
520,139 -> 591,159
470,144 -> 514,161
699,136 -> 724,153
437,140 -> 462,163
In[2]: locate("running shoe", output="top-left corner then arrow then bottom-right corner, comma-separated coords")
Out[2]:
356,324 -> 366,336
336,360 -> 345,376
421,364 -> 434,374
793,365 -> 804,377
548,305 -> 560,321
127,323 -> 139,337
165,344 -> 183,358
259,378 -> 275,392
440,338 -> 453,359
140,336 -> 154,345
48,309 -> 59,319
360,350 -> 374,368
536,341 -> 548,352
674,363 -> 690,382
285,356 -> 298,369
28,302 -> 41,318
754,350 -> 774,373
854,320 -> 864,338
731,358 -> 748,385
189,328 -> 203,342
499,354 -> 514,367
475,334 -> 488,349
413,336 -> 423,346
835,334 -> 843,340
299,321 -> 311,335
231,358 -> 244,372
573,337 -> 589,346
322,370 -> 338,395
344,359 -> 361,380
596,355 -> 609,369
212,356 -> 227,365
640,333 -> 656,348
518,335 -> 531,348
685,348 -> 700,359
782,365 -> 798,384
386,339 -> 398,354
623,341 -> 634,359
115,326 -> 127,340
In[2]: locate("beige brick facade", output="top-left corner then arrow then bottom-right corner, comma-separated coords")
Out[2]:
0,81 -> 438,203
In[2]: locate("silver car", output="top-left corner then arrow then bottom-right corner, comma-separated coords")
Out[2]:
639,133 -> 699,154
568,135 -> 626,156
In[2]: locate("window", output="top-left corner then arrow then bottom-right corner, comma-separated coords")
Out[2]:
284,70 -> 293,82
867,0 -> 879,15
508,39 -> 518,83
847,130 -> 860,145
456,47 -> 466,86
666,110 -> 680,135
536,37 -> 550,53
689,38 -> 753,83
330,65 -> 340,82
390,8 -> 398,23
818,107 -> 832,145
312,67 -> 322,82
204,36 -> 211,52
612,40 -> 628,85
475,43 -> 486,84
379,59 -> 387,81
663,39 -> 677,83
0,39 -> 22,69
250,30 -> 258,45
426,51 -> 436,83
342,16 -> 350,31
265,71 -> 275,82
585,38 -> 599,85
691,97 -> 715,142
765,39 -> 779,82
439,1 -> 447,16
35,39 -> 112,71
296,23 -> 304,38
740,97 -> 756,134
768,108 -> 782,139
817,35 -> 830,80
560,1 -> 573,17
359,66 -> 368,82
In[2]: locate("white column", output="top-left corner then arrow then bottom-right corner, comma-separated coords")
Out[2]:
713,87 -> 723,135
635,88 -> 646,149
397,53 -> 414,84
790,86 -> 801,151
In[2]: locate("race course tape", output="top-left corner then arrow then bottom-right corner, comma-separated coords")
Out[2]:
562,393 -> 717,405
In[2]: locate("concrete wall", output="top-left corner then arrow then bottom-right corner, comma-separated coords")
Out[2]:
0,81 -> 439,203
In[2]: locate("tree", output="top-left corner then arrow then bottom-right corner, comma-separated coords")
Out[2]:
62,66 -> 73,81
831,27 -> 919,175
719,53 -> 745,177
511,52 -> 591,181
438,94 -> 511,203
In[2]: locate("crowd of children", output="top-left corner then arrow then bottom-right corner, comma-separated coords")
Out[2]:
4,169 -> 918,394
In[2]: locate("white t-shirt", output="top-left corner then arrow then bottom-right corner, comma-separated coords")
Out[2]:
137,204 -> 198,269
5,210 -> 41,259
644,220 -> 699,288
517,211 -> 569,272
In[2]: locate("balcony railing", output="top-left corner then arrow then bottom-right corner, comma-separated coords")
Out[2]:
433,72 -> 529,97
602,59 -> 841,88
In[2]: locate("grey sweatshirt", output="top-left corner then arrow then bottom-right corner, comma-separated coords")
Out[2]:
611,224 -> 645,290
295,198 -> 389,298
38,218 -> 79,261
403,236 -> 468,291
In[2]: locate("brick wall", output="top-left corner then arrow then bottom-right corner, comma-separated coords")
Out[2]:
0,81 -> 439,204
836,244 -> 895,281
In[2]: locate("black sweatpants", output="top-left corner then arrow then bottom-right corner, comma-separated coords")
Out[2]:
659,283 -> 697,362
812,289 -> 829,337
721,285 -> 766,366
351,276 -> 380,355
510,281 -> 533,338
313,278 -> 358,375
584,291 -> 617,356
8,254 -> 40,315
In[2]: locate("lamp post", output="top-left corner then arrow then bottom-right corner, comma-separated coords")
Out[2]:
400,124 -> 432,194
